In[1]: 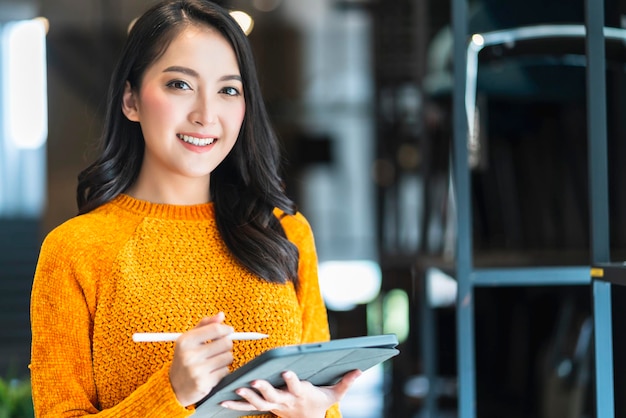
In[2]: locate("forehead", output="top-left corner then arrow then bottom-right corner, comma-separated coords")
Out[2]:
151,24 -> 240,72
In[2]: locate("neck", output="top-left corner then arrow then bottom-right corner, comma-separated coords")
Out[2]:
127,172 -> 211,206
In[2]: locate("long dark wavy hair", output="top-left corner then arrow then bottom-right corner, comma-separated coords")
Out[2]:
76,0 -> 299,286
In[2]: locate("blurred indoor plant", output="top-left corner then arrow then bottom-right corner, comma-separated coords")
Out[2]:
0,377 -> 34,418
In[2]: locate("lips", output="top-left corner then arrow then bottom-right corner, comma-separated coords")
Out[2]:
177,133 -> 216,146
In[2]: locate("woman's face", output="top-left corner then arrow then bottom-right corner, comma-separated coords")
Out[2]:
122,25 -> 245,196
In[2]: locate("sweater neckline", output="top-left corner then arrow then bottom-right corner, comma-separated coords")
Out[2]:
111,194 -> 215,221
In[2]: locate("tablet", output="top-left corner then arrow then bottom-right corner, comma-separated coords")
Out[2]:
193,334 -> 399,417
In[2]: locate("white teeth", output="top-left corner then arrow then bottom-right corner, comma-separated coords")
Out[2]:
178,134 -> 216,146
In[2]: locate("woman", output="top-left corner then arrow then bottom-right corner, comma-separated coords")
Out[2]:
29,1 -> 361,416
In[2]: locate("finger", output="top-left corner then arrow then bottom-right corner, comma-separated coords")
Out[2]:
282,370 -> 304,397
194,312 -> 228,332
206,350 -> 234,372
193,359 -> 231,390
179,322 -> 234,347
177,328 -> 233,349
220,399 -> 258,412
234,386 -> 276,411
192,312 -> 224,329
195,312 -> 234,342
173,333 -> 233,371
249,379 -> 285,404
329,369 -> 362,398
187,342 -> 234,369
204,311 -> 226,325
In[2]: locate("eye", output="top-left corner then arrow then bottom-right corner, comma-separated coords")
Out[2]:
166,80 -> 192,90
221,86 -> 241,97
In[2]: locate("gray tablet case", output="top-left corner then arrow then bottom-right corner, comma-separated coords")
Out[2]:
192,334 -> 399,417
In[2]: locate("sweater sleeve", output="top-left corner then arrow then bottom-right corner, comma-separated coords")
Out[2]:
30,227 -> 193,418
279,211 -> 330,344
279,212 -> 342,418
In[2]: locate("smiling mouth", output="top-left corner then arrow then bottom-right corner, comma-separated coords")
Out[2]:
177,133 -> 216,146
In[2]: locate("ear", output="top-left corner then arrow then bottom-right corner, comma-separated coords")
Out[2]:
121,81 -> 140,122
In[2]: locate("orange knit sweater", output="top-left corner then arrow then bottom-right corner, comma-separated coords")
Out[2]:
30,194 -> 340,417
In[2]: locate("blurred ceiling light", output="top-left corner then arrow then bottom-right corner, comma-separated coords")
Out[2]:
126,11 -> 254,36
229,11 -> 254,35
319,260 -> 382,311
33,17 -> 49,35
3,18 -> 48,149
471,34 -> 485,47
252,0 -> 283,12
426,267 -> 457,308
127,17 -> 138,34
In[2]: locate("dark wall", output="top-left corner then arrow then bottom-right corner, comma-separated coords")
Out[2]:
0,220 -> 40,377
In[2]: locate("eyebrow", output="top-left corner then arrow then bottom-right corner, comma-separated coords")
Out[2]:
163,66 -> 242,82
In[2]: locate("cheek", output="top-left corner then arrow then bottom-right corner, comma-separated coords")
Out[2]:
231,104 -> 246,130
140,89 -> 177,121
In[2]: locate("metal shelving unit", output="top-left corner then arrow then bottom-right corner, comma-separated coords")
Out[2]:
592,262 -> 616,417
449,0 -> 614,417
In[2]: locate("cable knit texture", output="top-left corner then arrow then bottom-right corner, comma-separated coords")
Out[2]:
30,194 -> 340,417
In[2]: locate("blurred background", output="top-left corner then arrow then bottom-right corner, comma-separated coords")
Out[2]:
3,0 -> 626,417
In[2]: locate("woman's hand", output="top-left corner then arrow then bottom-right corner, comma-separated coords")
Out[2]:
169,312 -> 234,407
220,369 -> 363,418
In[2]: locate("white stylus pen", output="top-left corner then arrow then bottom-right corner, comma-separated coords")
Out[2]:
132,332 -> 268,343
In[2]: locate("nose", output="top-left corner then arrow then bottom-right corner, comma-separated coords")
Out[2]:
190,94 -> 217,126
